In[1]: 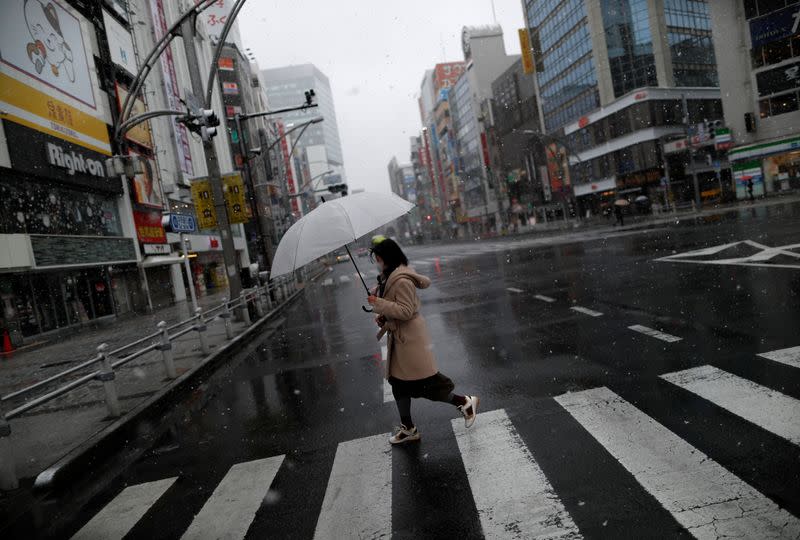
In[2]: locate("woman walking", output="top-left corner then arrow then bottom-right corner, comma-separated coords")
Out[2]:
367,238 -> 479,445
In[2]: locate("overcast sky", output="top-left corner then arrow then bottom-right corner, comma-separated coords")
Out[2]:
237,1 -> 525,193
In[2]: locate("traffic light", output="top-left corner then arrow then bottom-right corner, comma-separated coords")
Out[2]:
305,89 -> 316,106
180,107 -> 221,141
328,183 -> 347,195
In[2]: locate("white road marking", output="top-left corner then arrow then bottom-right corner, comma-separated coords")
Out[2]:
628,324 -> 681,343
533,294 -> 556,303
556,387 -> 800,538
507,287 -> 524,293
757,345 -> 800,369
181,455 -> 284,540
661,365 -> 800,446
381,344 -> 393,403
452,409 -> 581,539
339,275 -> 351,284
322,278 -> 334,287
570,306 -> 603,317
71,477 -> 177,540
656,240 -> 800,270
313,434 -> 392,540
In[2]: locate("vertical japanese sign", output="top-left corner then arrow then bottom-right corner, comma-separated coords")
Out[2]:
518,28 -> 535,75
150,0 -> 193,175
222,172 -> 248,224
191,177 -> 217,229
278,123 -> 300,214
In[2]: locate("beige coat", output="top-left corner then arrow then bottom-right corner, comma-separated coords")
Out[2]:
371,266 -> 438,381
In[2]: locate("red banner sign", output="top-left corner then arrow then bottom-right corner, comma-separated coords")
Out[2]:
133,210 -> 167,244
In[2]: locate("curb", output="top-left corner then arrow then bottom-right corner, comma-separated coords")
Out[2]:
32,283 -> 313,494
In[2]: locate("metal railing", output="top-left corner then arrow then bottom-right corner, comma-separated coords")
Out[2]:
0,268 -> 318,490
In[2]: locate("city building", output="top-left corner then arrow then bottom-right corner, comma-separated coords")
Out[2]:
709,0 -> 800,199
261,64 -> 348,201
387,157 -> 417,239
523,0 -> 725,215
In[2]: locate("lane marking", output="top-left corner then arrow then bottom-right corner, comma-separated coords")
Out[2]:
556,387 -> 800,538
533,294 -> 556,303
628,324 -> 682,343
322,278 -> 334,287
757,345 -> 800,369
313,434 -> 391,539
452,409 -> 581,539
381,344 -> 393,403
71,477 -> 177,540
181,455 -> 285,540
661,365 -> 800,446
570,306 -> 603,317
506,287 -> 524,293
339,275 -> 351,284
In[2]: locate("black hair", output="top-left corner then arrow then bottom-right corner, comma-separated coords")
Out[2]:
371,238 -> 408,277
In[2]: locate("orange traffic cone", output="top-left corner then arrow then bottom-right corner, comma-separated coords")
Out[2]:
2,329 -> 13,358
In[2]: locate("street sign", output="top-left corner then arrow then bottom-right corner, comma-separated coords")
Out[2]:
222,172 -> 249,224
165,213 -> 196,233
191,178 -> 218,229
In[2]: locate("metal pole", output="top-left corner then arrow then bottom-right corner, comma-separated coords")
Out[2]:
195,307 -> 210,355
221,297 -> 234,340
181,233 -> 198,313
0,419 -> 17,490
235,114 -> 271,268
239,291 -> 252,326
682,94 -> 701,209
96,343 -> 121,418
180,16 -> 242,305
156,321 -> 177,379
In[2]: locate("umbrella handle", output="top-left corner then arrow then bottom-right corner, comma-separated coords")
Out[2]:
362,305 -> 373,313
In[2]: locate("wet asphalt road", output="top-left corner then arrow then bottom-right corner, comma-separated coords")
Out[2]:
46,202 -> 800,538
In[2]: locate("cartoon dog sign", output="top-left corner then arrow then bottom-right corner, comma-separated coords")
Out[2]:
24,0 -> 75,81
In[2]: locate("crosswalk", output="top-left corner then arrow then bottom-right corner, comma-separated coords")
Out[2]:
72,349 -> 800,539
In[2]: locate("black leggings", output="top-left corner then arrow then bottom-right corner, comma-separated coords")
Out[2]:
390,372 -> 466,428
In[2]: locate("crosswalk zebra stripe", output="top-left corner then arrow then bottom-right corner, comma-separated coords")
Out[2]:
507,287 -> 524,293
322,278 -> 333,287
661,365 -> 800,446
556,387 -> 800,538
381,344 -> 393,403
71,477 -> 177,540
451,409 -> 581,539
757,345 -> 800,369
570,306 -> 603,317
628,324 -> 682,342
313,434 -> 392,539
534,294 -> 556,303
339,275 -> 351,284
181,456 -> 284,540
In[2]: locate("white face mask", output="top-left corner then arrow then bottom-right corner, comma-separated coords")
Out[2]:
376,261 -> 384,273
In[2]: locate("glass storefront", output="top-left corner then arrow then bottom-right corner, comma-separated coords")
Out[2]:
0,267 -> 115,342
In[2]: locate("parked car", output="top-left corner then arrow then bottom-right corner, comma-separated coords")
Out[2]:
334,250 -> 350,264
356,247 -> 369,258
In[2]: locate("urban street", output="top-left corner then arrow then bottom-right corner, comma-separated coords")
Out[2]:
23,200 -> 798,539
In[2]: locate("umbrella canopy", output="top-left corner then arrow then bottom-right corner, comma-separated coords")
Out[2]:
270,192 -> 414,279
614,199 -> 631,206
634,195 -> 649,203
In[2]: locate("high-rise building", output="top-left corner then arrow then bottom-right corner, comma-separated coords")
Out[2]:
261,64 -> 347,195
709,0 -> 800,199
523,0 -> 725,215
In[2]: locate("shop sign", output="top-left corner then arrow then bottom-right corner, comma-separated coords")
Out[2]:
143,243 -> 172,255
574,177 -> 617,196
4,121 -> 121,193
115,83 -> 153,149
209,237 -> 220,249
518,29 -> 534,75
200,0 -> 235,41
664,138 -> 688,154
129,150 -> 163,208
219,57 -> 234,71
31,236 -> 136,267
222,172 -> 249,224
102,9 -> 136,76
715,128 -> 733,151
539,165 -> 552,202
164,213 -> 196,233
133,210 -> 167,244
545,142 -> 571,193
617,168 -> 662,188
222,82 -> 239,95
191,177 -> 218,229
755,59 -> 800,97
749,4 -> 800,48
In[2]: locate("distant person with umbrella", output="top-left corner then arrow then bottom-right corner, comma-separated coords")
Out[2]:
368,238 -> 479,444
613,200 -> 626,226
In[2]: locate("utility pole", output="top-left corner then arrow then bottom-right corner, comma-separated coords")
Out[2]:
235,114 -> 273,268
682,94 -> 702,209
181,16 -> 242,301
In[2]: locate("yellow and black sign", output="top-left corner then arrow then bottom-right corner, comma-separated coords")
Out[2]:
518,28 -> 534,75
191,178 -> 218,230
222,173 -> 249,225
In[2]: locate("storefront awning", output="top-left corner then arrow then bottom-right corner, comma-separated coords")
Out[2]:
141,255 -> 185,268
728,135 -> 800,162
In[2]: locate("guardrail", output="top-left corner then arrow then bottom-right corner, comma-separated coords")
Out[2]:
0,267 -> 320,491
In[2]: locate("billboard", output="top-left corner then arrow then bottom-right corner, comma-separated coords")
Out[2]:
433,62 -> 466,92
102,9 -> 137,76
133,210 -> 167,244
749,4 -> 800,48
191,178 -> 218,229
129,150 -> 163,208
519,29 -> 534,75
546,143 -> 571,193
115,83 -> 153,149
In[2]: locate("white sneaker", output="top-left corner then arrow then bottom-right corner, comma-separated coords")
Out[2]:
389,424 -> 420,445
458,395 -> 479,428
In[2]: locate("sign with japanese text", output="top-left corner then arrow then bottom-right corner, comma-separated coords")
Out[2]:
133,210 -> 167,244
102,9 -> 137,76
191,178 -> 218,229
518,29 -> 534,75
749,4 -> 800,48
115,83 -> 153,149
218,57 -> 234,71
222,172 -> 248,224
433,62 -> 466,91
756,59 -> 800,97
223,82 -> 239,95
198,0 -> 234,41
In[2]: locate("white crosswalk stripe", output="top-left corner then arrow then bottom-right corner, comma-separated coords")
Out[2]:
181,455 -> 284,540
506,287 -> 524,293
71,477 -> 177,540
533,294 -> 556,303
313,434 -> 392,539
381,344 -> 393,403
339,275 -> 351,284
661,365 -> 800,446
757,345 -> 800,369
556,387 -> 800,539
322,278 -> 334,287
570,306 -> 603,317
452,408 -> 581,539
628,324 -> 682,342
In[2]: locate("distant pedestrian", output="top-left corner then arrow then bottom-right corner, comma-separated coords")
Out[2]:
614,204 -> 625,226
747,179 -> 755,202
368,238 -> 479,444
